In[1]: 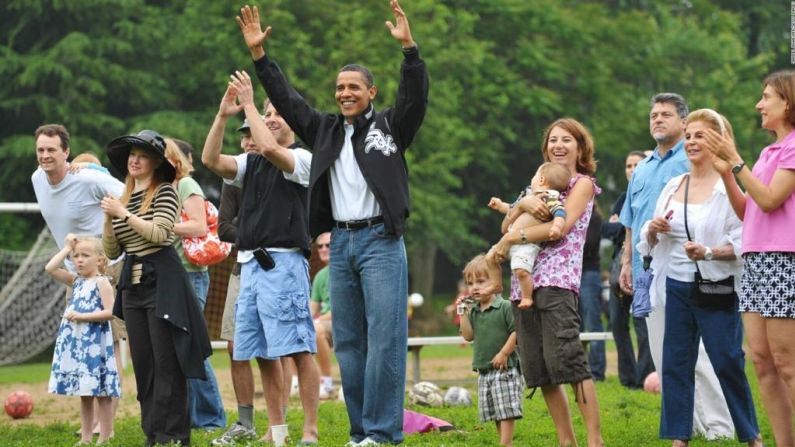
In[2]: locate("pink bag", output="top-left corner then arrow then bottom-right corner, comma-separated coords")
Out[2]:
403,409 -> 454,434
182,200 -> 232,266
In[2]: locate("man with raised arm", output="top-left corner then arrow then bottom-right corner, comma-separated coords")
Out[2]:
237,1 -> 428,444
201,72 -> 319,445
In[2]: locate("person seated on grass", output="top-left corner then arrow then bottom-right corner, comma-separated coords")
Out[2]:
488,162 -> 570,309
458,254 -> 522,447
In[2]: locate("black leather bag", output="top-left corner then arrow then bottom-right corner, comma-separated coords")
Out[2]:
684,175 -> 736,310
692,271 -> 737,309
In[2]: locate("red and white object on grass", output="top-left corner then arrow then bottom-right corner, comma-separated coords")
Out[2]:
4,390 -> 33,419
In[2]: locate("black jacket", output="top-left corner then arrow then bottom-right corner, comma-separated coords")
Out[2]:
601,192 -> 627,259
113,246 -> 212,379
253,47 -> 429,237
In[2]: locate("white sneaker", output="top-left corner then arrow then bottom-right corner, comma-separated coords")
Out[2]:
210,422 -> 257,445
357,437 -> 382,446
290,376 -> 300,397
319,385 -> 336,400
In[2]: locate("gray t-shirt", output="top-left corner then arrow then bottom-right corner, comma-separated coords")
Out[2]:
32,167 -> 124,256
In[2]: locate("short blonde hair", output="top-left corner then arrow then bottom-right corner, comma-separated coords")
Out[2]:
462,253 -> 498,282
164,138 -> 191,180
72,152 -> 102,165
537,162 -> 571,193
686,109 -> 735,139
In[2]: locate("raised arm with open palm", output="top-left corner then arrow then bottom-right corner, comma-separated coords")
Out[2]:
385,0 -> 415,48
236,5 -> 272,60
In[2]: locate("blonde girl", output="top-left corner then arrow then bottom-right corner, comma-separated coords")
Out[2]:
46,233 -> 120,444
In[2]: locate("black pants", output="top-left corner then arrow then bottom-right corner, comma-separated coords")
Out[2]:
123,283 -> 190,446
609,289 -> 654,388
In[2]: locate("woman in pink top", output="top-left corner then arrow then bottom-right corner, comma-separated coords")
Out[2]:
489,118 -> 603,447
706,70 -> 795,447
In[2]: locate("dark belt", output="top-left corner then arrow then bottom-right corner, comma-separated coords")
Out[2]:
334,216 -> 384,230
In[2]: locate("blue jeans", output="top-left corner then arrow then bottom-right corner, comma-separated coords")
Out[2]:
330,223 -> 408,444
186,271 -> 227,429
660,277 -> 759,441
578,269 -> 605,380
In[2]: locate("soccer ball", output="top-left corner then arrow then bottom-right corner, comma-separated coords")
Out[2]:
4,391 -> 33,419
408,381 -> 443,407
408,293 -> 424,308
443,386 -> 472,407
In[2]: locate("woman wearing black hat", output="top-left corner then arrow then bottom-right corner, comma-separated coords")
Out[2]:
101,130 -> 212,446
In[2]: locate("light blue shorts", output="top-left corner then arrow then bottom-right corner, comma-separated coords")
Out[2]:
233,251 -> 317,360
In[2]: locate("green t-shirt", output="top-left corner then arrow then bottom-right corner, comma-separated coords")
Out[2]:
469,295 -> 519,371
174,176 -> 207,272
311,266 -> 330,315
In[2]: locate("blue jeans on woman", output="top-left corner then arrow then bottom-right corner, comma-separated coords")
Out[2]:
330,223 -> 408,444
660,277 -> 759,442
578,269 -> 605,380
186,271 -> 227,429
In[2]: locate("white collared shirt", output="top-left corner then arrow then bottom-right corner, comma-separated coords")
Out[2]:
328,123 -> 381,221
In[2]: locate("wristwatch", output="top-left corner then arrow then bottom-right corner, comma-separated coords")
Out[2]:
731,161 -> 745,174
122,212 -> 132,223
704,246 -> 713,261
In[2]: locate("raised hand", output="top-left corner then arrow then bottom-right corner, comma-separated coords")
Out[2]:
385,0 -> 415,48
702,128 -> 742,165
488,197 -> 509,214
236,5 -> 272,59
712,155 -> 732,176
229,71 -> 255,107
65,233 -> 78,249
218,84 -> 244,118
100,194 -> 126,219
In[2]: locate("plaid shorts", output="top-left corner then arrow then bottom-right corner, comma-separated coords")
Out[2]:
477,367 -> 524,422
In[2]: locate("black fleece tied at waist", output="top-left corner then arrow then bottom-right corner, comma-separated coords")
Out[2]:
113,246 -> 212,379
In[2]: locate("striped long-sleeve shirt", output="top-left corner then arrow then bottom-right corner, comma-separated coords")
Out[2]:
103,183 -> 179,283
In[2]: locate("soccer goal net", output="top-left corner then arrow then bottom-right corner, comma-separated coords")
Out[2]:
0,227 -> 63,366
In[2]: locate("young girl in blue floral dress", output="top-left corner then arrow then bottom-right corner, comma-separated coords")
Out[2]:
46,233 -> 120,444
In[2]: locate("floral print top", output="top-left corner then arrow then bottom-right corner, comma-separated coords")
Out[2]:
510,174 -> 600,299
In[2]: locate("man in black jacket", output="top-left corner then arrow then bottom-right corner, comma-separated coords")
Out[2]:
237,1 -> 428,444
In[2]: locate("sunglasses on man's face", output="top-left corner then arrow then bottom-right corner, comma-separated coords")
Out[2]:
317,243 -> 330,249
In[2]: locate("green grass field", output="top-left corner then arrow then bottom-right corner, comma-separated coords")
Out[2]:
0,342 -> 775,446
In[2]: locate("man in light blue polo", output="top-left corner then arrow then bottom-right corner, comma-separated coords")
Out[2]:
619,93 -> 734,439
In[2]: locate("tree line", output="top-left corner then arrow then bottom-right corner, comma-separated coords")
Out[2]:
0,0 -> 788,298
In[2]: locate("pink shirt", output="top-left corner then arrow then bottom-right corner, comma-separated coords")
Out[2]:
510,174 -> 601,299
742,130 -> 795,253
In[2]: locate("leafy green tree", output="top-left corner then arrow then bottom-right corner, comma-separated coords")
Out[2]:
0,0 -> 786,298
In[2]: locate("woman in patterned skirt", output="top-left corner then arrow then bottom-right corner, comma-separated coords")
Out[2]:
706,70 -> 795,447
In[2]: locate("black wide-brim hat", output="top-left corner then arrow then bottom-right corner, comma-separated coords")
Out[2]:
105,129 -> 176,183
